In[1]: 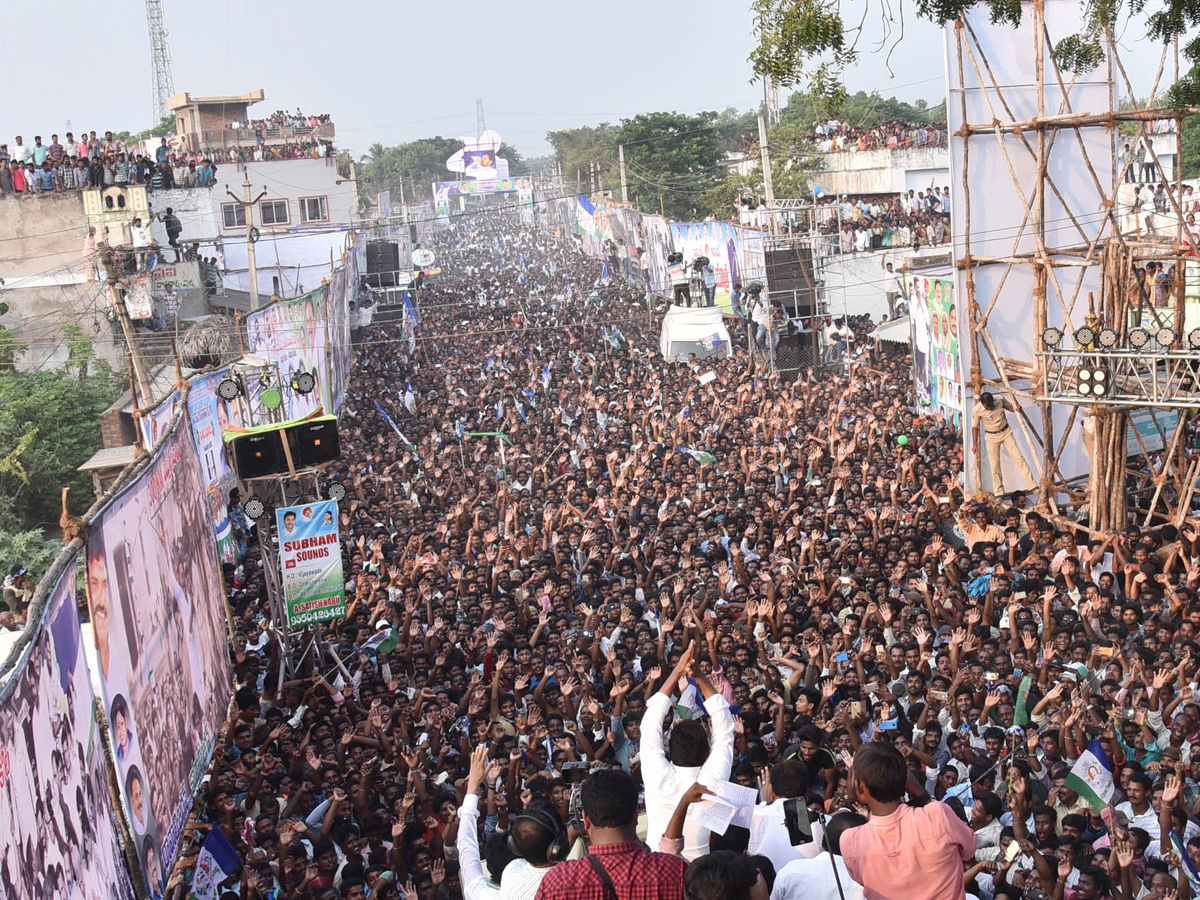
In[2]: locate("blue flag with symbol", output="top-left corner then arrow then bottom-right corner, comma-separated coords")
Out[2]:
192,827 -> 241,900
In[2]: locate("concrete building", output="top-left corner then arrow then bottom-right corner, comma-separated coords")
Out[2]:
811,146 -> 950,197
0,88 -> 354,375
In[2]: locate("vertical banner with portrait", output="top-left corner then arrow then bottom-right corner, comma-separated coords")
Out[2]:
85,423 -> 233,895
187,371 -> 240,566
640,215 -> 677,295
670,221 -> 743,308
276,500 -> 346,628
0,552 -> 135,900
245,285 -> 332,419
907,272 -> 964,425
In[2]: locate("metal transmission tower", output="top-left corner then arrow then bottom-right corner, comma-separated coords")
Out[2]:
145,0 -> 176,123
476,99 -> 486,139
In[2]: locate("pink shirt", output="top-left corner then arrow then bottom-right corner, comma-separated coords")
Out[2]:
840,801 -> 975,900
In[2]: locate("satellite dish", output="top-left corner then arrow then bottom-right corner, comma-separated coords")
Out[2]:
413,248 -> 436,267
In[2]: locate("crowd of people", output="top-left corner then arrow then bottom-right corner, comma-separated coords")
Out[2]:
155,209 -> 1200,900
813,191 -> 953,254
0,128 -> 334,197
810,119 -> 946,154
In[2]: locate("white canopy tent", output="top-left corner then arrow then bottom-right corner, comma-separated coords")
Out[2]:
659,305 -> 733,361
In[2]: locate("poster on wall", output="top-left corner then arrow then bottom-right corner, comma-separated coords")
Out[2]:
85,424 -> 232,894
245,286 -> 332,418
276,500 -> 346,627
186,372 -> 240,566
141,390 -> 182,454
908,272 -> 963,425
0,553 -> 136,900
670,221 -> 742,308
463,149 -> 498,179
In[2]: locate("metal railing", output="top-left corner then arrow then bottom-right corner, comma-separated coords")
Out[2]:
1041,348 -> 1200,408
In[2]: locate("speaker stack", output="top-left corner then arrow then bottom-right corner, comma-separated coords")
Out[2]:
764,246 -> 817,317
365,240 -> 401,289
230,419 -> 342,479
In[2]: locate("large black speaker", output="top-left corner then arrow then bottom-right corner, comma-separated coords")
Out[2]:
232,431 -> 287,479
366,240 -> 400,275
291,419 -> 341,468
765,247 -> 817,316
229,419 -> 342,478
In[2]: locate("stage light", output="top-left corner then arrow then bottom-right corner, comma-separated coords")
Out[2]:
1156,327 -> 1177,348
326,482 -> 347,502
1189,328 -> 1200,349
1076,365 -> 1108,398
1042,327 -> 1064,348
1074,325 -> 1097,346
217,377 -> 242,400
1098,328 -> 1119,348
261,387 -> 283,410
1128,328 -> 1151,349
291,371 -> 316,395
244,496 -> 266,520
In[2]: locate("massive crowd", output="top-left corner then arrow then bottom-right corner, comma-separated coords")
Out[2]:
153,210 -> 1200,900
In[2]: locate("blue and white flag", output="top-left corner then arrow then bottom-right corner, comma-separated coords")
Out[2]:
514,397 -> 528,424
1066,739 -> 1115,813
374,402 -> 415,451
1170,830 -> 1200,888
541,365 -> 552,391
403,380 -> 415,414
192,827 -> 241,900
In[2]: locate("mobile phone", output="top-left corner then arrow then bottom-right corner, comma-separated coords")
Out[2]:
928,690 -> 949,702
1084,725 -> 1102,738
985,673 -> 999,682
1004,839 -> 1021,863
782,798 -> 814,847
1013,591 -> 1027,601
835,652 -> 850,663
850,701 -> 865,718
879,719 -> 898,731
1095,647 -> 1116,658
862,683 -> 880,694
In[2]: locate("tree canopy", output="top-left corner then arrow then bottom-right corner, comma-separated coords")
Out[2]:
750,0 -> 1200,108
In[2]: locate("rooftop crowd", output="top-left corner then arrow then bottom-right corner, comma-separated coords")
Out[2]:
158,208 -> 1200,900
0,129 -> 333,197
810,119 -> 946,154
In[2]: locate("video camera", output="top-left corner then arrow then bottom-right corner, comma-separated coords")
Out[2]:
690,255 -> 710,271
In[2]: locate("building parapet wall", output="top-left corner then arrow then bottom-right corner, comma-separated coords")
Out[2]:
814,146 -> 951,196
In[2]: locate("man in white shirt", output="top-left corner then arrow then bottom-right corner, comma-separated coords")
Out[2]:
771,812 -> 867,900
640,642 -> 735,861
749,760 -> 825,871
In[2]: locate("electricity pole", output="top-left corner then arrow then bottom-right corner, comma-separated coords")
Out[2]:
619,144 -> 629,203
757,112 -> 776,236
227,174 -> 267,310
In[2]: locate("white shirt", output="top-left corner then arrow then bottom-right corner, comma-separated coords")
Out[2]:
640,691 -> 735,860
131,224 -> 149,248
772,852 -> 865,900
456,794 -> 500,899
749,799 -> 825,871
498,860 -> 550,900
1115,802 -> 1160,840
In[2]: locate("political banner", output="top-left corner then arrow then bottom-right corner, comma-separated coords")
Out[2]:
0,552 -> 135,900
671,221 -> 742,308
908,272 -> 963,424
141,389 -> 182,454
463,149 -> 498,179
186,372 -> 240,566
735,226 -> 768,291
245,284 -> 332,418
85,423 -> 232,893
276,500 -> 346,627
639,215 -> 676,295
327,248 -> 357,415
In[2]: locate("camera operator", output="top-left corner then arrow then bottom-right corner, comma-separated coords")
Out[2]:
695,257 -> 716,307
668,253 -> 691,306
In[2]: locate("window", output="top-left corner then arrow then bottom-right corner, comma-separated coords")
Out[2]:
259,199 -> 290,226
300,196 -> 328,224
222,203 -> 246,229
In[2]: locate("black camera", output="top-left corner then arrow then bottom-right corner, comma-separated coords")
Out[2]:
691,256 -> 710,270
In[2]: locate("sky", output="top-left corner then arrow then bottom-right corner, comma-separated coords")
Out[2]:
0,1 -> 1163,159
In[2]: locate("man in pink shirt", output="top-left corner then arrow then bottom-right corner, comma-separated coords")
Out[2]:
839,743 -> 976,900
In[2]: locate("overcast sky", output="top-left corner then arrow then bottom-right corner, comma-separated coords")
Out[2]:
0,1 -> 1161,158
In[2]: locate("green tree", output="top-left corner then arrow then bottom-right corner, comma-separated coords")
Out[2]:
546,123 -> 619,194
0,326 -> 26,371
357,136 -> 464,208
615,112 -> 726,220
0,527 -> 63,586
750,0 -> 1200,108
0,365 -> 124,533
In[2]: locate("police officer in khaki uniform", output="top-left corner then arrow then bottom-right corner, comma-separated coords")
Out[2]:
972,391 -> 1035,496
